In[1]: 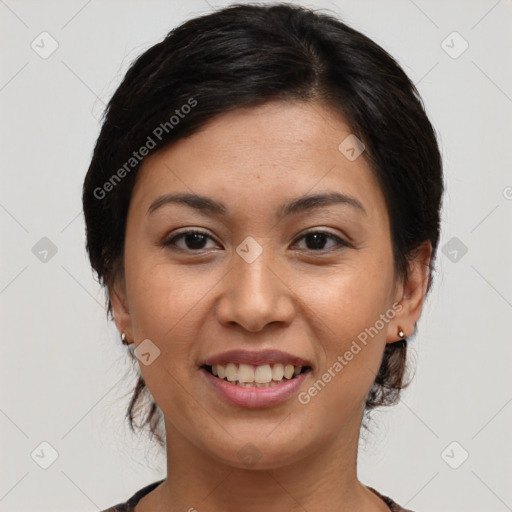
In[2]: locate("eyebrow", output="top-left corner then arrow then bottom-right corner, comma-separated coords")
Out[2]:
147,191 -> 366,218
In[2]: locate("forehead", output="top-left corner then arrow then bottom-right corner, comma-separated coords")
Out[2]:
131,100 -> 385,219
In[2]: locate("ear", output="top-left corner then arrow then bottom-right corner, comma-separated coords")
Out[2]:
108,273 -> 134,344
386,241 -> 432,344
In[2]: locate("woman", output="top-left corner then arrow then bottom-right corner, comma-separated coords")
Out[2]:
83,3 -> 443,511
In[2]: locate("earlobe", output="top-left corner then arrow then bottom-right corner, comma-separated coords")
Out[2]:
108,277 -> 133,343
386,241 -> 432,344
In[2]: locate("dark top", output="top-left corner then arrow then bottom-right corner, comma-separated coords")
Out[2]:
99,479 -> 415,512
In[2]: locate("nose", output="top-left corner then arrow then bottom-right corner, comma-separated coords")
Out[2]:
215,248 -> 295,332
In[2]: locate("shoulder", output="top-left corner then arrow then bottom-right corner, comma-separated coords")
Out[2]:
98,502 -> 131,512
367,486 -> 416,512
97,479 -> 165,512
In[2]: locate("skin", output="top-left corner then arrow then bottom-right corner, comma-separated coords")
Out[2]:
110,100 -> 431,512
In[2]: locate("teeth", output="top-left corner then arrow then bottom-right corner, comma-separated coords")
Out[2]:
254,364 -> 272,383
225,363 -> 238,382
208,362 -> 306,386
238,363 -> 254,383
272,363 -> 284,381
284,364 -> 294,379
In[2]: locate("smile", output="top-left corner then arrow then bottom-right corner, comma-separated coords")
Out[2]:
204,363 -> 310,387
200,349 -> 313,407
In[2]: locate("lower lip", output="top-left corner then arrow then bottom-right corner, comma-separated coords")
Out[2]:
200,367 -> 310,408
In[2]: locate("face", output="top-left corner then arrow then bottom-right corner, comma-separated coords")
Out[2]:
111,100 -> 426,470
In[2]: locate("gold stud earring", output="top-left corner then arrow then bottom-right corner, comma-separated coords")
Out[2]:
397,326 -> 405,339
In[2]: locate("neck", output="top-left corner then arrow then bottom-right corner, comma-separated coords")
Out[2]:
138,407 -> 388,512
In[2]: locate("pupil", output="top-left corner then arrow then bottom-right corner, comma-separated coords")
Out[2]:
186,233 -> 206,249
306,233 -> 327,250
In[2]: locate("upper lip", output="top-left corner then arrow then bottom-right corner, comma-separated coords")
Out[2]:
201,349 -> 312,368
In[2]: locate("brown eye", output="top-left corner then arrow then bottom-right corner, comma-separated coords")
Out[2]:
294,231 -> 349,251
163,230 -> 219,251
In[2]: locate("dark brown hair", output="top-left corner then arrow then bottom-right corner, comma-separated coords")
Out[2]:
82,3 -> 443,446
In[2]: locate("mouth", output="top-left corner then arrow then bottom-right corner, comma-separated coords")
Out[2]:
202,362 -> 312,388
199,349 -> 313,407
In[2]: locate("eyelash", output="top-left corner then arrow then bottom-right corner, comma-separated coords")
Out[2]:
162,229 -> 351,253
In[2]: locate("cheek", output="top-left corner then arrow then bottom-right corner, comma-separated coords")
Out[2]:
298,256 -> 394,341
123,262 -> 212,415
124,259 -> 223,373
129,269 -> 190,333
294,259 -> 394,401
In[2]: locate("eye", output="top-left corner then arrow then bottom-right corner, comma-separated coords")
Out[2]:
162,229 -> 350,253
292,230 -> 349,251
163,230 -> 220,251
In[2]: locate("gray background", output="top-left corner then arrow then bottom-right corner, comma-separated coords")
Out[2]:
1,0 -> 511,511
